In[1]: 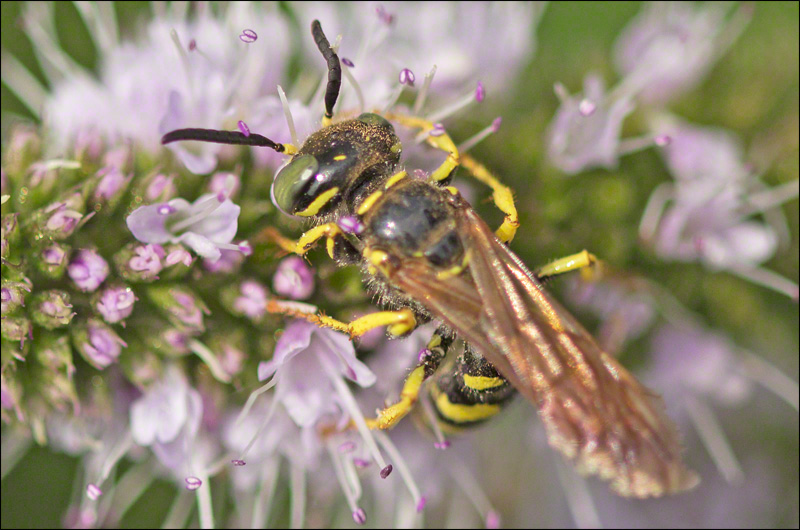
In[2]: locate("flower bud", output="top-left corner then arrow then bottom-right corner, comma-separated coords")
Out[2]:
34,333 -> 74,375
68,249 -> 110,292
37,243 -> 70,279
3,124 -> 41,178
229,280 -> 269,320
147,286 -> 208,333
1,213 -> 20,260
1,278 -> 32,315
273,256 -> 315,300
31,290 -> 74,329
1,315 -> 32,345
92,165 -> 131,209
114,242 -> 164,282
95,285 -> 136,324
72,319 -> 127,370
30,192 -> 86,240
138,171 -> 176,203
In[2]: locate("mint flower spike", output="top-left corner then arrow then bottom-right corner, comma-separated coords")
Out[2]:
126,193 -> 242,262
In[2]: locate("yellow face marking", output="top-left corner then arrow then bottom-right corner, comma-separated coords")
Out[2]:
333,154 -> 347,161
295,187 -> 340,217
357,190 -> 384,215
435,249 -> 472,280
434,391 -> 501,423
384,170 -> 408,189
462,374 -> 506,391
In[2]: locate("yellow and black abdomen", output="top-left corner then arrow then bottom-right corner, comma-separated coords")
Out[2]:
429,345 -> 516,430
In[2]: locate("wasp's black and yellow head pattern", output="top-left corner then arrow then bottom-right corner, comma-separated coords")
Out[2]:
271,113 -> 402,218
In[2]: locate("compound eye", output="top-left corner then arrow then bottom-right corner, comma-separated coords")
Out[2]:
271,154 -> 319,215
357,112 -> 393,129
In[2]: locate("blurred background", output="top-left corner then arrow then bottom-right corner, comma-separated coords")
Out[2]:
2,1 -> 797,528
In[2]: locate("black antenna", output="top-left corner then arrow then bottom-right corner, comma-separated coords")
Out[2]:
161,128 -> 286,153
311,20 -> 341,120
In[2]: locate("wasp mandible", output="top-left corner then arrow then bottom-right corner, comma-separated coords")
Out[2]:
162,20 -> 699,498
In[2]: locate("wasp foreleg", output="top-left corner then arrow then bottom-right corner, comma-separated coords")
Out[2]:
535,249 -> 601,283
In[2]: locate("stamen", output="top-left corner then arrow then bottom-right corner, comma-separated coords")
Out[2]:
238,241 -> 253,255
320,356 -> 389,471
235,396 -> 280,464
420,393 -> 449,448
375,4 -> 394,25
554,457 -> 602,529
235,377 -> 277,427
290,462 -> 306,529
157,204 -> 176,215
741,352 -> 800,411
413,65 -> 437,115
373,431 -> 424,509
339,441 -> 357,453
553,82 -> 570,104
169,194 -> 224,233
684,395 -> 744,484
239,29 -> 258,44
617,134 -> 672,156
427,84 -> 483,123
187,339 -> 232,383
237,120 -> 251,137
328,441 -> 363,518
727,263 -> 800,300
429,123 -> 446,137
637,182 -> 675,243
341,57 -> 355,67
353,458 -> 370,468
447,456 -> 499,528
251,461 -> 279,528
277,85 -> 299,147
195,469 -> 215,529
416,496 -> 427,513
341,63 -> 365,114
740,179 -> 799,217
458,117 -> 502,153
169,29 -> 194,99
380,464 -> 393,479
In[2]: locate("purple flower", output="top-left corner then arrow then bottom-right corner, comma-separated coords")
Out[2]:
202,248 -> 245,273
257,320 -> 376,427
74,320 -> 127,370
207,171 -> 241,198
42,201 -> 84,239
546,75 -> 635,174
614,2 -> 750,105
1,280 -> 31,315
127,193 -> 242,262
130,365 -> 204,471
127,244 -> 164,279
41,245 -> 68,268
272,256 -> 315,300
144,174 -> 176,202
233,280 -> 269,320
68,249 -> 110,292
96,286 -> 136,324
93,165 -> 130,203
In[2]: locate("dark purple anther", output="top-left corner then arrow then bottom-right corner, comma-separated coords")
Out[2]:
86,484 -> 102,500
353,458 -> 370,468
375,4 -> 394,25
416,496 -> 427,512
352,508 -> 367,525
475,81 -> 486,102
185,476 -> 202,490
491,117 -> 502,133
342,57 -> 355,67
430,123 -> 446,137
434,440 -> 450,450
418,348 -> 431,363
238,120 -> 251,137
399,68 -> 415,86
239,29 -> 257,43
231,459 -> 246,467
188,39 -> 197,51
380,464 -> 393,479
654,134 -> 671,147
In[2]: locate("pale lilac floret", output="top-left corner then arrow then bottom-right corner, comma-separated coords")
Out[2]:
257,320 -> 376,428
130,365 -> 204,470
272,256 -> 315,300
613,2 -> 750,105
547,74 -> 635,174
233,280 -> 269,320
68,249 -> 110,292
126,193 -> 242,262
128,244 -> 164,277
96,286 -> 136,324
93,166 -> 129,202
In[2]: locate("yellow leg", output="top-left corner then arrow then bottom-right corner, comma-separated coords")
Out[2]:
258,223 -> 343,259
384,111 -> 519,243
266,300 -> 417,339
459,153 -> 520,243
383,112 -> 461,183
536,249 -> 601,282
366,328 -> 452,430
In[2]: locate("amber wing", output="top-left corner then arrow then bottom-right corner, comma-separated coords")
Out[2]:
390,203 -> 699,498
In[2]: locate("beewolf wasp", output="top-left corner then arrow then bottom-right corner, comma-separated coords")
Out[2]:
162,20 -> 699,498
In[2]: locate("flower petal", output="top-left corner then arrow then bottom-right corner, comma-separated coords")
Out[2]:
126,204 -> 173,244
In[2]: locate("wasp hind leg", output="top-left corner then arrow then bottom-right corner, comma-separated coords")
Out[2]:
367,326 -> 453,430
266,300 -> 417,339
428,344 -> 516,431
535,249 -> 601,283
